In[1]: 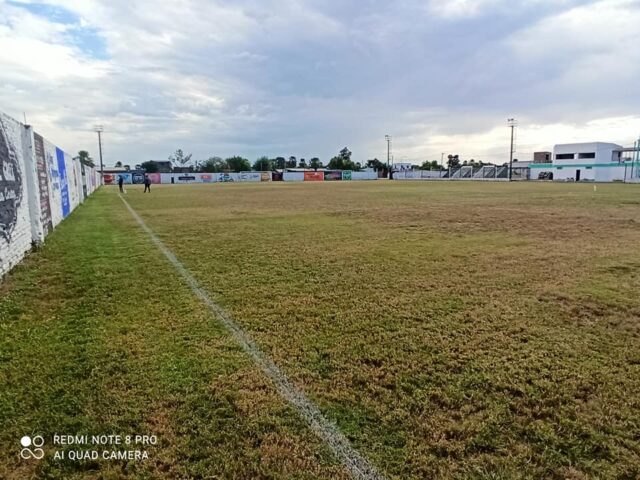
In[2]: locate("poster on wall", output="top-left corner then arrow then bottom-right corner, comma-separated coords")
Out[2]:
324,171 -> 342,181
131,172 -> 145,184
147,173 -> 161,184
0,115 -> 23,244
261,172 -> 271,182
201,174 -> 213,183
103,174 -> 116,185
238,172 -> 261,182
342,171 -> 352,180
304,171 -> 324,181
80,163 -> 87,200
55,148 -> 70,218
32,133 -> 53,235
217,173 -> 234,182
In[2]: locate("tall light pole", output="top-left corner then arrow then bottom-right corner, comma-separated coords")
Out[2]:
94,125 -> 104,179
385,135 -> 392,179
507,118 -> 517,181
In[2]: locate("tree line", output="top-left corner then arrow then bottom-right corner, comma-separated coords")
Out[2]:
140,147 -> 393,173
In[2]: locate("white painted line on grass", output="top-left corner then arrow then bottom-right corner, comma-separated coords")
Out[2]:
119,194 -> 385,480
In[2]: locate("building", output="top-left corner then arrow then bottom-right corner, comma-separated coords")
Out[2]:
530,142 -> 640,182
533,151 -> 551,163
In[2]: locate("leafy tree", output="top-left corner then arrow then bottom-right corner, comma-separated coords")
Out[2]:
298,158 -> 307,168
199,156 -> 226,172
286,156 -> 297,168
253,156 -> 272,171
140,160 -> 159,173
309,157 -> 322,171
366,158 -> 386,171
274,157 -> 286,169
75,150 -> 95,167
225,156 -> 251,172
115,161 -> 123,168
169,149 -> 193,170
447,154 -> 460,169
419,160 -> 441,170
328,147 -> 359,171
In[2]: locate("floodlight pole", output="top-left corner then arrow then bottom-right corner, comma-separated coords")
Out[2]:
385,135 -> 392,179
508,118 -> 517,181
94,125 -> 104,178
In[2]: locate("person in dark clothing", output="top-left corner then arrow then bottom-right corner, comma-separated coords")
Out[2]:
118,175 -> 124,193
144,175 -> 151,193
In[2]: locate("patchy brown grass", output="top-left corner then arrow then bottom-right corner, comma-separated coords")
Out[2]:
1,181 -> 639,479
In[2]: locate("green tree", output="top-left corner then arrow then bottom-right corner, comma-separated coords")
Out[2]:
169,149 -> 193,170
309,158 -> 322,171
298,158 -> 307,168
274,157 -> 286,169
75,150 -> 94,167
447,154 -> 460,169
253,156 -> 272,171
286,156 -> 297,168
328,147 -> 359,170
225,156 -> 251,172
140,160 -> 159,173
199,157 -> 226,172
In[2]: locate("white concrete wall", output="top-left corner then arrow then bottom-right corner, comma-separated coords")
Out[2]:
351,171 -> 378,180
1,111 -> 99,278
283,172 -> 304,182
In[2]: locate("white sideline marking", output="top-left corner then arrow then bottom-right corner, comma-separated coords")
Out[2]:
119,194 -> 385,480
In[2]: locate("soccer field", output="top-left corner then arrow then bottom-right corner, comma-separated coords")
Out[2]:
1,182 -> 639,479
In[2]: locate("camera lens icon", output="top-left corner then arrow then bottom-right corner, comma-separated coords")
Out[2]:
20,435 -> 45,460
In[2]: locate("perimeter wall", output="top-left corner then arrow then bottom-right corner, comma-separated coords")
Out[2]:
0,111 -> 99,277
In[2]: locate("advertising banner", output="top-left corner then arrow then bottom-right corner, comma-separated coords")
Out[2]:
147,173 -> 161,184
261,172 -> 271,182
55,147 -> 70,218
131,172 -> 145,184
33,133 -> 53,234
238,172 -> 261,182
103,173 -> 116,185
342,170 -> 352,180
303,171 -> 324,181
201,174 -> 213,183
217,172 -> 234,182
324,171 -> 342,181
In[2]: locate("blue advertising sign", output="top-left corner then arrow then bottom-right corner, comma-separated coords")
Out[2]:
56,147 -> 70,218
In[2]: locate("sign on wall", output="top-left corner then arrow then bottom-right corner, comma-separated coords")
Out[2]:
0,116 -> 23,244
324,171 -> 342,181
304,171 -> 324,181
33,133 -> 53,235
55,148 -> 70,218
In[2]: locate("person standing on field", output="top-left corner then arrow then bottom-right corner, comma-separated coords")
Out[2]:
118,175 -> 124,193
144,175 -> 151,193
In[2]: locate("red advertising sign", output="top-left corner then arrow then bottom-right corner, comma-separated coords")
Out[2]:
304,171 -> 324,181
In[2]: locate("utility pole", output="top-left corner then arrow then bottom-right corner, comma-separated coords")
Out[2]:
94,125 -> 104,180
507,118 -> 517,181
385,135 -> 392,179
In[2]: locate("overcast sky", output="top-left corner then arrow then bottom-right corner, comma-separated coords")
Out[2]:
1,0 -> 639,166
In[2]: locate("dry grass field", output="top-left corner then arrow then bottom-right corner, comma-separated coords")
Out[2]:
1,181 -> 639,479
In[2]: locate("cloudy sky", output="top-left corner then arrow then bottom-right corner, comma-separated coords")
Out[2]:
1,0 -> 639,166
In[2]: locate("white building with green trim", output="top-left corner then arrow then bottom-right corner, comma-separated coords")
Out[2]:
530,142 -> 640,182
